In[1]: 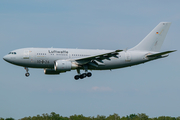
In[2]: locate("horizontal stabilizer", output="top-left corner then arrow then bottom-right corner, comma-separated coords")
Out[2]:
147,50 -> 176,58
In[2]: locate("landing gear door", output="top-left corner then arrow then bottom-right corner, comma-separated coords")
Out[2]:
125,52 -> 131,62
23,50 -> 29,59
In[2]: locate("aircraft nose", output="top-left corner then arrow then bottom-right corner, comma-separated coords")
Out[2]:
3,55 -> 10,62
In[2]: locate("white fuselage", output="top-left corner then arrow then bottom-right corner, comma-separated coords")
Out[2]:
3,48 -> 154,70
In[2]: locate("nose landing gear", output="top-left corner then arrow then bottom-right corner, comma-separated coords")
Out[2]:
24,67 -> 30,77
25,73 -> 30,77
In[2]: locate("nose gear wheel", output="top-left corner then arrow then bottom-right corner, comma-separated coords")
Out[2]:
24,67 -> 30,77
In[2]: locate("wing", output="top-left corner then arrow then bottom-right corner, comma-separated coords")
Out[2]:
70,49 -> 123,66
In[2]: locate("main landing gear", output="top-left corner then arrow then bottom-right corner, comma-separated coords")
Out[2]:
24,67 -> 30,77
74,66 -> 92,80
74,72 -> 92,80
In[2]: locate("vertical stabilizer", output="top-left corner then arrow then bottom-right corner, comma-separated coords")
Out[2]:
130,22 -> 171,52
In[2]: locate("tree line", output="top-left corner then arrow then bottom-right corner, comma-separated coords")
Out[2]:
0,112 -> 180,120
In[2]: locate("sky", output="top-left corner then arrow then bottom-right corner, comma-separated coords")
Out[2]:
0,0 -> 180,119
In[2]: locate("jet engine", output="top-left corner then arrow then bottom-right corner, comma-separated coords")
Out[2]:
44,69 -> 60,75
54,60 -> 78,72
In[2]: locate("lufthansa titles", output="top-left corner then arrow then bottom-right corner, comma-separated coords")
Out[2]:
48,50 -> 68,54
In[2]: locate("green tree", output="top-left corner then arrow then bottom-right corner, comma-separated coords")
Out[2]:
50,112 -> 61,120
106,113 -> 120,120
151,117 -> 158,120
69,114 -> 89,120
138,113 -> 149,120
42,113 -> 49,120
129,114 -> 137,119
5,118 -> 14,120
177,117 -> 180,120
20,116 -> 31,120
96,115 -> 106,120
157,116 -> 176,120
16,112 -> 180,120
120,116 -> 127,120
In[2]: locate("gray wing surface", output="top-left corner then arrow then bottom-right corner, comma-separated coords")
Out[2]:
70,49 -> 123,66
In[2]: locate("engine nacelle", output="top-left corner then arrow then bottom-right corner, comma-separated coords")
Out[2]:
54,60 -> 78,72
44,69 -> 60,75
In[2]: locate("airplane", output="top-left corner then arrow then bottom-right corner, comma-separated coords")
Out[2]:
3,22 -> 176,80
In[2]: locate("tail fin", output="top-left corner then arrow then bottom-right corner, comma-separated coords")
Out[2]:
130,22 -> 171,52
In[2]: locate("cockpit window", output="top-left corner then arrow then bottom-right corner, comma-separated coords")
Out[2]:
8,52 -> 16,54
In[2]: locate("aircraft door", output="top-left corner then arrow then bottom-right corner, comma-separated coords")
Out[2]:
29,50 -> 35,63
125,52 -> 131,62
23,50 -> 29,59
69,53 -> 71,59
